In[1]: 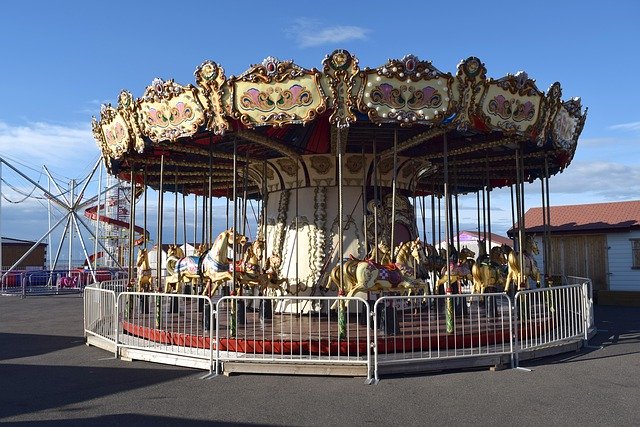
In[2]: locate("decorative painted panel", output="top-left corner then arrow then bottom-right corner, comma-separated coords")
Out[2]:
138,79 -> 206,143
358,55 -> 454,126
478,71 -> 543,134
229,57 -> 326,128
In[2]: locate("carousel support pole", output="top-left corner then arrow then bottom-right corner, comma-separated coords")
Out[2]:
155,155 -> 165,329
140,167 -> 149,313
259,160 -> 272,321
372,135 -> 379,262
295,156 -> 299,314
337,127 -> 346,340
542,156 -> 551,287
126,168 -> 136,318
430,193 -> 437,294
230,139 -> 240,336
443,133 -> 454,334
390,130 -> 398,261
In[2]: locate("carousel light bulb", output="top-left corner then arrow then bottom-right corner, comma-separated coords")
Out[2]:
392,67 -> 397,72
367,82 -> 372,87
367,102 -> 372,107
365,92 -> 370,98
416,72 -> 421,78
376,76 -> 381,82
399,72 -> 404,78
391,108 -> 396,113
382,113 -> 387,118
418,110 -> 423,115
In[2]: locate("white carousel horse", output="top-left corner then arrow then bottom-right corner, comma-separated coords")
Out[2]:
199,228 -> 248,296
136,247 -> 154,292
504,235 -> 541,292
325,238 -> 429,308
172,244 -> 208,294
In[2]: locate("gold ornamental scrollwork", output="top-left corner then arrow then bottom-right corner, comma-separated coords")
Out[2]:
322,49 -> 360,128
309,155 -> 332,175
96,103 -> 131,160
194,60 -> 229,135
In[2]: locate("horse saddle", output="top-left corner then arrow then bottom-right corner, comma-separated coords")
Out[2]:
367,260 -> 402,285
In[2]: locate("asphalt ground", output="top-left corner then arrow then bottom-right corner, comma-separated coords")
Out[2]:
1,294 -> 639,426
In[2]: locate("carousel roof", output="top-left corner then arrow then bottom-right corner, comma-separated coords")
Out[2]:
91,50 -> 587,197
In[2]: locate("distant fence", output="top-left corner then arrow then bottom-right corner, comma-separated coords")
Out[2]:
84,277 -> 594,382
1,269 -> 126,296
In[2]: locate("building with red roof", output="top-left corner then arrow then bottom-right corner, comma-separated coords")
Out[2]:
518,200 -> 640,306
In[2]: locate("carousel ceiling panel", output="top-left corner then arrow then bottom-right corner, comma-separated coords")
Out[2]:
137,79 -> 207,143
228,56 -> 327,128
92,49 -> 587,197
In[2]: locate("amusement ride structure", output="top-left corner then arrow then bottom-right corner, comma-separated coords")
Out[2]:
86,50 -> 590,379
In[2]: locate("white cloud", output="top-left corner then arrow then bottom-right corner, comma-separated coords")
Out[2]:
286,18 -> 370,48
0,120 -> 100,178
545,161 -> 640,200
609,121 -> 640,132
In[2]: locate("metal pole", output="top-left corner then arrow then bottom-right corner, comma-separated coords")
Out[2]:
94,160 -> 103,271
372,135 -> 379,261
390,130 -> 398,261
68,180 -> 75,272
337,127 -> 346,339
443,133 -> 453,334
0,161 -> 3,276
157,155 -> 165,291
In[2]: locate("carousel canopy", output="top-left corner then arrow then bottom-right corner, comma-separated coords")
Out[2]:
91,50 -> 587,197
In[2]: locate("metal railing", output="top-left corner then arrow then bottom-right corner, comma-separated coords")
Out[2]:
514,283 -> 588,363
116,292 -> 216,375
214,295 -> 371,374
83,279 -> 593,382
372,293 -> 513,381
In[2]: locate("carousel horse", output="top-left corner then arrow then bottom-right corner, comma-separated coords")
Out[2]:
172,244 -> 208,294
136,247 -> 154,292
504,235 -> 541,293
423,243 -> 446,276
471,242 -> 508,295
234,238 -> 287,295
435,246 -> 475,292
164,245 -> 185,293
325,238 -> 429,309
200,228 -> 249,296
263,252 -> 291,294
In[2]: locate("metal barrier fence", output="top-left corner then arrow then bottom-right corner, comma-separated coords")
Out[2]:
115,292 -> 216,375
214,296 -> 371,377
84,285 -> 118,347
2,269 -> 125,296
514,283 -> 588,364
373,293 -> 513,381
84,281 -> 593,382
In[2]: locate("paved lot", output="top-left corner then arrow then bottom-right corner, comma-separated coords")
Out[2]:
1,294 -> 639,426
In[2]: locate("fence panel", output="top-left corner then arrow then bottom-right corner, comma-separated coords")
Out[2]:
372,293 -> 513,380
514,284 -> 587,358
214,296 -> 371,375
116,292 -> 215,374
84,285 -> 117,346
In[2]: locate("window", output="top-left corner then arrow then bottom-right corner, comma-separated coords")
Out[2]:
632,239 -> 640,269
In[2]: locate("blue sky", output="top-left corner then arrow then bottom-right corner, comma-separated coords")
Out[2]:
1,0 -> 640,253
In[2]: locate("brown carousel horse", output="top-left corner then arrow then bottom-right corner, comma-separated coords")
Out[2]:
471,240 -> 508,294
325,238 -> 429,309
235,239 -> 288,296
164,245 -> 185,293
504,235 -> 541,293
435,246 -> 475,293
135,246 -> 154,292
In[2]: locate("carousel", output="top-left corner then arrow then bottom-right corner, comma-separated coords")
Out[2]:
88,50 -> 589,377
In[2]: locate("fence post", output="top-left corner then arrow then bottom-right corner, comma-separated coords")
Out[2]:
114,292 -> 120,359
